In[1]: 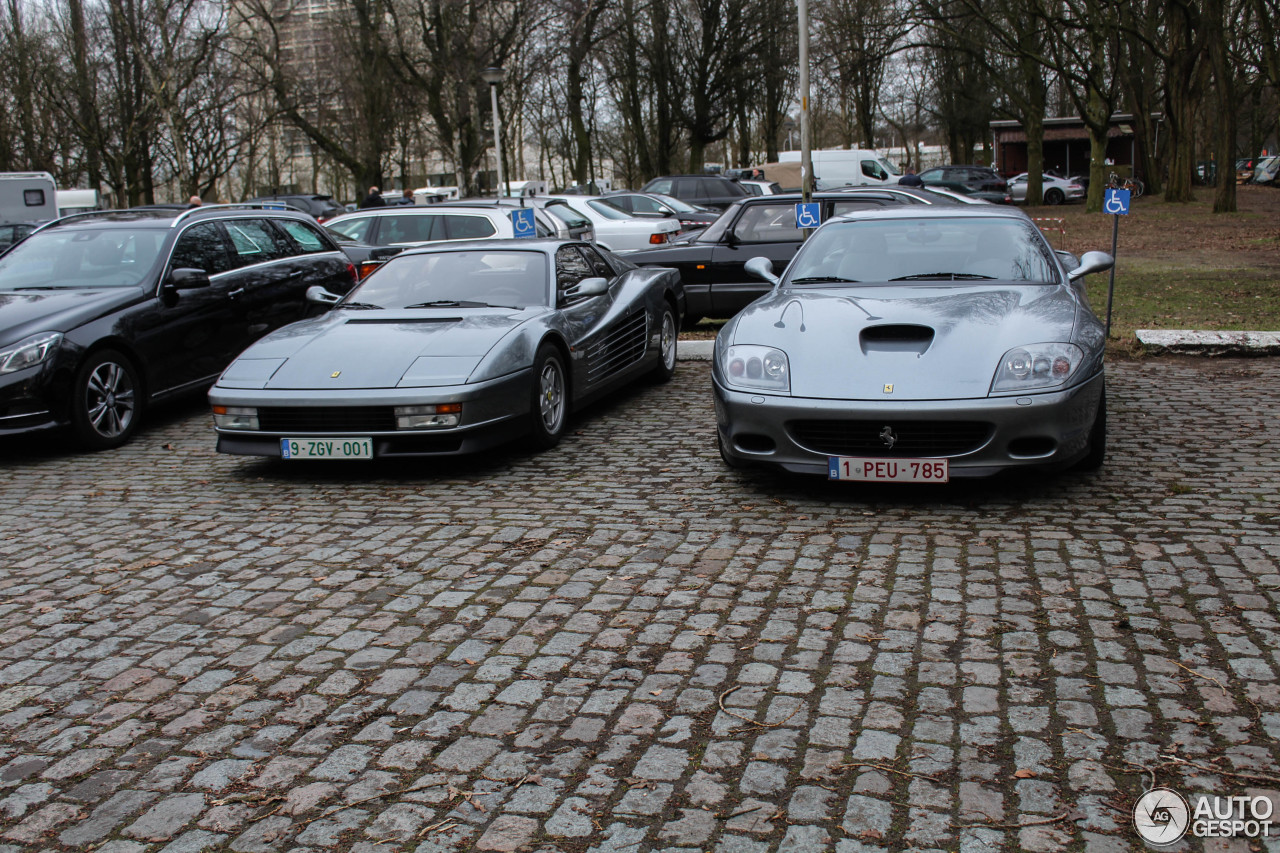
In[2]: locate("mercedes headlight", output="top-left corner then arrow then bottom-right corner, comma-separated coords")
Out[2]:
0,332 -> 62,374
991,343 -> 1083,393
720,344 -> 790,393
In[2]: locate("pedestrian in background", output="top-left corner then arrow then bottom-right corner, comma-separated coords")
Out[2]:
360,186 -> 386,209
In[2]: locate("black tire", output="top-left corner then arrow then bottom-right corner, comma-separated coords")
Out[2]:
527,344 -> 568,450
1076,389 -> 1106,471
71,349 -> 143,450
1044,188 -> 1064,205
649,304 -> 678,383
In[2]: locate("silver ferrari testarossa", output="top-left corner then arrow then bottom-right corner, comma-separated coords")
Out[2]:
209,239 -> 684,459
713,205 -> 1114,482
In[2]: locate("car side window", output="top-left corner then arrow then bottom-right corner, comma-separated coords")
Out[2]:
326,217 -> 373,242
861,160 -> 888,180
382,214 -> 438,244
555,245 -> 592,295
646,180 -> 673,196
224,219 -> 291,267
170,222 -> 232,275
675,179 -> 704,201
276,219 -> 332,253
578,244 -> 614,279
732,203 -> 802,243
533,213 -> 555,238
442,215 -> 496,240
831,200 -> 883,217
632,196 -> 663,214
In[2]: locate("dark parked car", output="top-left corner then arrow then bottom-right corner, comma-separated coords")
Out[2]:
918,166 -> 1008,197
641,175 -> 750,210
626,190 -> 956,323
209,240 -> 685,459
248,194 -> 346,223
602,192 -> 721,231
0,222 -> 39,253
0,205 -> 357,449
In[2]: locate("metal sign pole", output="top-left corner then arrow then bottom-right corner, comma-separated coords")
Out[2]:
1105,213 -> 1118,340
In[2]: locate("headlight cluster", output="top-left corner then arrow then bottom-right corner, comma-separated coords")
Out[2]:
212,406 -> 259,430
395,403 -> 461,429
991,343 -> 1083,393
720,344 -> 790,394
0,332 -> 62,374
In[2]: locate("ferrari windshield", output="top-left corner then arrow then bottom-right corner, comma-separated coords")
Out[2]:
350,249 -> 549,309
0,227 -> 165,289
788,218 -> 1058,285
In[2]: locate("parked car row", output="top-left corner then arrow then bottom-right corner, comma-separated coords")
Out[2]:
2,182 -> 1119,484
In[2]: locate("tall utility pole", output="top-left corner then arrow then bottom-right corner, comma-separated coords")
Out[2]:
798,0 -> 812,204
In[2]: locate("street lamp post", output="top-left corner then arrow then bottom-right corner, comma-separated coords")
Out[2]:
783,118 -> 796,152
797,0 -> 811,206
480,66 -> 507,198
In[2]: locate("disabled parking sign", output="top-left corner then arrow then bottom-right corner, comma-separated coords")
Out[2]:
510,207 -> 537,238
1104,188 -> 1130,215
795,202 -> 821,229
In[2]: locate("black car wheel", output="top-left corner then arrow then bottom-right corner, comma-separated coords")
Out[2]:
650,305 -> 678,383
1044,188 -> 1064,205
1076,389 -> 1106,471
72,349 -> 142,450
528,344 -> 567,450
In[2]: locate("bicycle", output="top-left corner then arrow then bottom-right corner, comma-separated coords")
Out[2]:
1107,171 -> 1144,198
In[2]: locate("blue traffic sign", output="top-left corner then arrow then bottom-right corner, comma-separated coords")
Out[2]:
510,207 -> 537,238
1104,188 -> 1131,216
795,202 -> 821,229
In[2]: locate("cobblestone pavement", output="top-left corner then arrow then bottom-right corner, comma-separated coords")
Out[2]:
1,358 -> 1279,853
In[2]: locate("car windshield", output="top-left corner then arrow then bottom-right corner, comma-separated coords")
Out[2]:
654,194 -> 701,213
0,227 -> 165,289
349,250 -> 549,309
787,218 -> 1057,285
586,200 -> 633,220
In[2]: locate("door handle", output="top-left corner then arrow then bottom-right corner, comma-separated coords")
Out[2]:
228,288 -> 245,299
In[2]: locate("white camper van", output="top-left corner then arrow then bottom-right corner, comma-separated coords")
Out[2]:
0,172 -> 58,224
777,149 -> 901,189
57,188 -> 102,217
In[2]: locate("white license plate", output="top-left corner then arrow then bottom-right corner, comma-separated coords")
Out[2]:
828,456 -> 949,483
280,438 -> 372,460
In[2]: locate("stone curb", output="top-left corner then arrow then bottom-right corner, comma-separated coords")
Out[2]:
677,339 -> 714,361
1136,329 -> 1280,356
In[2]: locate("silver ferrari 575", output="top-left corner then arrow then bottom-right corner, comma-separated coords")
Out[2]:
713,205 -> 1114,482
209,239 -> 683,460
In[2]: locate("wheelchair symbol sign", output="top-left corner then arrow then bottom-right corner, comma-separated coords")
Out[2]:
510,207 -> 537,238
795,203 -> 821,229
1104,188 -> 1130,215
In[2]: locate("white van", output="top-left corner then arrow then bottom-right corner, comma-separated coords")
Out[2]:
501,180 -> 549,197
414,186 -> 461,204
0,172 -> 58,224
777,149 -> 901,189
57,188 -> 102,217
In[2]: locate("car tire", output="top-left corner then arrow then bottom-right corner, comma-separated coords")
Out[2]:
1076,389 -> 1106,471
1044,188 -> 1064,205
71,349 -> 143,451
649,304 -> 678,383
527,343 -> 568,450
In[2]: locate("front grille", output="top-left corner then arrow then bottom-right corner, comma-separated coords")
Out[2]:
258,406 -> 397,433
789,419 -> 992,457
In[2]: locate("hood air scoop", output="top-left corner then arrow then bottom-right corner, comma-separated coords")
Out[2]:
860,324 -> 935,355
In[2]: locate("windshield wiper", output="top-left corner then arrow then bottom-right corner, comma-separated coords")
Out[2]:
403,300 -> 494,309
790,275 -> 860,284
890,272 -> 995,281
337,301 -> 383,310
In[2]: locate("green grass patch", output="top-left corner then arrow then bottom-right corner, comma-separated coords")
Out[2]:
1084,260 -> 1280,342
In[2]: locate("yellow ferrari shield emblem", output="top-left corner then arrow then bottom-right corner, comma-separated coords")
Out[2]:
883,383 -> 894,394
331,371 -> 342,378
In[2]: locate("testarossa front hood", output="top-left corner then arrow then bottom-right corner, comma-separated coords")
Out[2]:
217,307 -> 546,390
721,283 -> 1087,401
